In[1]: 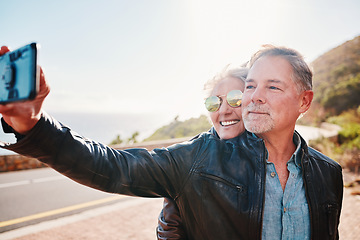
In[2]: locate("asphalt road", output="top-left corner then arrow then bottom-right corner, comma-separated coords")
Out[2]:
0,168 -> 125,233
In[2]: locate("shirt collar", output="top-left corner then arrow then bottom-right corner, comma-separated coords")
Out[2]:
292,131 -> 303,168
251,132 -> 302,168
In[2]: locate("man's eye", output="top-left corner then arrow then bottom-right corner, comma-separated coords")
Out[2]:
246,85 -> 255,89
269,86 -> 280,90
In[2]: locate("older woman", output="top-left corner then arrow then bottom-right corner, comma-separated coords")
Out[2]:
157,66 -> 247,239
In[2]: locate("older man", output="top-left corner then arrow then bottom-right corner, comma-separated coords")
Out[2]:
0,45 -> 342,240
241,46 -> 343,239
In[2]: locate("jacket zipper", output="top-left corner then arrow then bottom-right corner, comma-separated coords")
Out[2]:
301,149 -> 314,239
259,140 -> 267,239
198,172 -> 244,192
325,202 -> 339,237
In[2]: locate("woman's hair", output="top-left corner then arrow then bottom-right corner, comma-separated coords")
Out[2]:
248,44 -> 312,93
203,64 -> 248,97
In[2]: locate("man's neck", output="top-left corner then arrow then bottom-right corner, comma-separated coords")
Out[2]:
256,129 -> 296,162
256,129 -> 296,191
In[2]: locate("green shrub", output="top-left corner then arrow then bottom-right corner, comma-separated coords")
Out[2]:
144,115 -> 212,141
311,107 -> 360,172
338,123 -> 360,146
321,74 -> 360,114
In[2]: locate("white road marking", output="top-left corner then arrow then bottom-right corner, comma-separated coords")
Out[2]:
0,176 -> 64,189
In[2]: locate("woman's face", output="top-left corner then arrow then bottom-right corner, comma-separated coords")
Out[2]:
209,76 -> 245,139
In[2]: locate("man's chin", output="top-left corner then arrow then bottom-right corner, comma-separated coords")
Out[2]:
244,122 -> 273,134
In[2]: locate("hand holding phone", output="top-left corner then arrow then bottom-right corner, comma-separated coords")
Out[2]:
0,44 -> 49,135
0,43 -> 38,103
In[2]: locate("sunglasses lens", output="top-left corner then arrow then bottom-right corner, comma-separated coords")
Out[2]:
227,90 -> 242,107
205,96 -> 220,112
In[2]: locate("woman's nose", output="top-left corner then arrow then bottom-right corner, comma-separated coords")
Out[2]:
218,99 -> 232,114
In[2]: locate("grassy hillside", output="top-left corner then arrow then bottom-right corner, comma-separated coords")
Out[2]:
305,35 -> 360,171
312,36 -> 360,113
143,115 -> 212,141
312,36 -> 360,90
298,35 -> 360,125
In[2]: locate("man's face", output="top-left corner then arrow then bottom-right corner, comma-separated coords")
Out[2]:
209,76 -> 245,139
242,55 -> 308,136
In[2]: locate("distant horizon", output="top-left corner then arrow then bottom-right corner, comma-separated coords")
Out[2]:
0,111 -> 177,156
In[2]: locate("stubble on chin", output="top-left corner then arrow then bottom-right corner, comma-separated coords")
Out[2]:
243,111 -> 274,134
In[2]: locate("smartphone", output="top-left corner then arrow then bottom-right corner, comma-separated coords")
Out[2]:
0,42 -> 39,103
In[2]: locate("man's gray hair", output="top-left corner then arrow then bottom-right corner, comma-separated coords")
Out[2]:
248,45 -> 313,92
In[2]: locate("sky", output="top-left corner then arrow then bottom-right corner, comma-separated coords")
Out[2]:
2,0 -> 360,122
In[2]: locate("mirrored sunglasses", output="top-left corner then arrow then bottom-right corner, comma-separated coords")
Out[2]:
204,89 -> 243,112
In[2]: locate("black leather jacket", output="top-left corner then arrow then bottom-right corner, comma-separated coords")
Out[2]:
2,113 -> 343,239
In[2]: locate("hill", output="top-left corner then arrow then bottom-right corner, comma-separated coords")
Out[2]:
143,115 -> 212,141
303,35 -> 360,172
296,35 -> 360,125
311,36 -> 360,115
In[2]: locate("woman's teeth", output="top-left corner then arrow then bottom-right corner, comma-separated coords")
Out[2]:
220,120 -> 239,126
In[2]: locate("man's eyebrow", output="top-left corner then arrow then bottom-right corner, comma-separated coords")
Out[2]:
244,79 -> 285,84
268,79 -> 285,85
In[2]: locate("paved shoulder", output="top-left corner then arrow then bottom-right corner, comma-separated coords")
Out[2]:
1,197 -> 164,240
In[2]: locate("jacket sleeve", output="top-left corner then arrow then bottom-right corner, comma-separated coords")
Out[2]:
157,198 -> 188,240
1,112 -> 203,198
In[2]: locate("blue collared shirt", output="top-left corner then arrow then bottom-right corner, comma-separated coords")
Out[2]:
261,132 -> 310,239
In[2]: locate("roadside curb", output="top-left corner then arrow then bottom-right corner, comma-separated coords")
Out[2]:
0,197 -> 161,240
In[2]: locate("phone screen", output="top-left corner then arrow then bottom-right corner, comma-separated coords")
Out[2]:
0,43 -> 38,103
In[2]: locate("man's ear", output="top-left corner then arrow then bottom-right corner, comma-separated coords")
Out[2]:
299,90 -> 313,114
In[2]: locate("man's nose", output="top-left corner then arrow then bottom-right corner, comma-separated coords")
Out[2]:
251,87 -> 266,104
